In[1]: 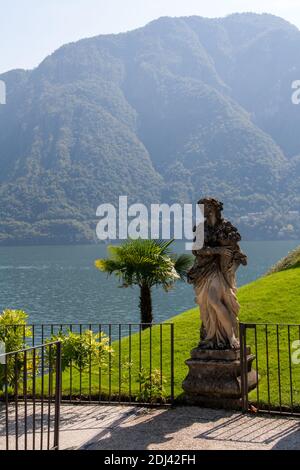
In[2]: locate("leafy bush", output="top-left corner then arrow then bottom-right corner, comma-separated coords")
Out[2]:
136,368 -> 167,403
0,309 -> 32,351
267,245 -> 300,275
46,330 -> 113,372
0,310 -> 32,388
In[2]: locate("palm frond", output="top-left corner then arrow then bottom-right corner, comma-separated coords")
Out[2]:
155,239 -> 174,255
173,254 -> 194,280
95,238 -> 191,288
95,258 -> 123,274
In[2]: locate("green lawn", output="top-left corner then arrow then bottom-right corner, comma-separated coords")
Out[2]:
51,265 -> 300,408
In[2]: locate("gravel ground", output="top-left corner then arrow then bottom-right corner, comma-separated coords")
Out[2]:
1,404 -> 300,450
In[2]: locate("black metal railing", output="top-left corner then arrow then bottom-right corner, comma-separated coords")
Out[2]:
0,323 -> 175,406
0,341 -> 62,450
240,322 -> 300,416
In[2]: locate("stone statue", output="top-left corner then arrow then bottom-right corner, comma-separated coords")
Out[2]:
188,198 -> 247,350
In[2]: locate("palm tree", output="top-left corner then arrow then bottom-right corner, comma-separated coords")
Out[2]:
95,239 -> 193,328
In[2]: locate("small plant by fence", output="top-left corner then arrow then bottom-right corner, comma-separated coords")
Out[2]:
0,322 -> 175,406
240,322 -> 300,416
0,342 -> 61,450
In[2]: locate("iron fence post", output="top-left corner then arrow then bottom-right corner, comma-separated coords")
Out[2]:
53,341 -> 62,450
5,361 -> 9,450
239,323 -> 248,412
170,324 -> 175,405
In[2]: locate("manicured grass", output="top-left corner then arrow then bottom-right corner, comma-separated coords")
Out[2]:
53,265 -> 300,408
238,266 -> 300,409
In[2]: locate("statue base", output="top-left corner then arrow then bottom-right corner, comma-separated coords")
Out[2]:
182,347 -> 258,410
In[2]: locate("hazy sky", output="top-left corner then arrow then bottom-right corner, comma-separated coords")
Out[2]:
1,0 -> 300,74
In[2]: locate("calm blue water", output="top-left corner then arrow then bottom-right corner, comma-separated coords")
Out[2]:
0,241 -> 299,325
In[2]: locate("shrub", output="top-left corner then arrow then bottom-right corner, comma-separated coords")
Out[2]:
46,330 -> 113,372
0,310 -> 32,388
136,368 -> 167,403
267,245 -> 300,274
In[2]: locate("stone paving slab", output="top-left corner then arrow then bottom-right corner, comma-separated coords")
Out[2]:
0,404 -> 139,450
64,405 -> 300,450
1,404 -> 300,450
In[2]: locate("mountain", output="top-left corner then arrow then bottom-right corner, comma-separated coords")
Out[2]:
1,13 -> 300,244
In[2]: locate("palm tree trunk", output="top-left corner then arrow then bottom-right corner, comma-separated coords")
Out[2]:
139,283 -> 153,329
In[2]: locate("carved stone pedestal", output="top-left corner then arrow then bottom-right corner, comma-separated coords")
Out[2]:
182,347 -> 258,410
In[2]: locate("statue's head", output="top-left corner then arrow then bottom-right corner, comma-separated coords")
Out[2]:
198,197 -> 223,221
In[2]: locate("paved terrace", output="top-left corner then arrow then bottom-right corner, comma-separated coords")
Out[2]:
1,404 -> 300,450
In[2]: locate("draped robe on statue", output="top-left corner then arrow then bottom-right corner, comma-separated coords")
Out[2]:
188,219 -> 247,350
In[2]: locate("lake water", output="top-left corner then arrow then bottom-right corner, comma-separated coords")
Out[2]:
0,241 -> 299,325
